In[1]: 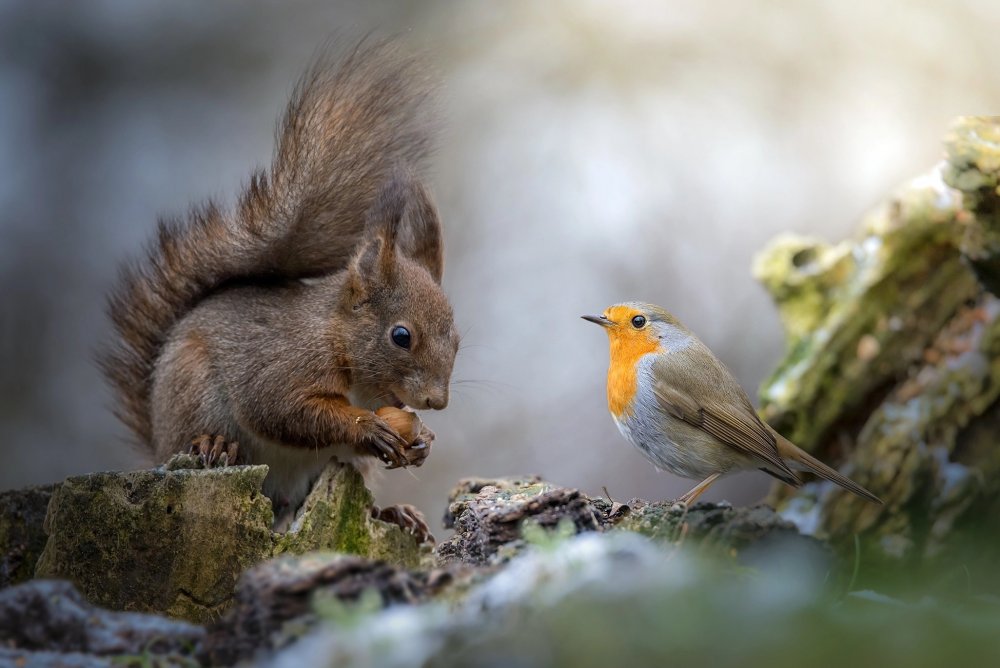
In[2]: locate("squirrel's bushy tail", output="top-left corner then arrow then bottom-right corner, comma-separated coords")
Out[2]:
101,39 -> 436,446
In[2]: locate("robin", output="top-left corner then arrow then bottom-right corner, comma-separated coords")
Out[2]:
583,302 -> 882,507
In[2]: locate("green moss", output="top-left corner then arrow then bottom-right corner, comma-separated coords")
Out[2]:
34,467 -> 274,623
32,460 -> 423,622
276,465 -> 372,556
273,464 -> 424,569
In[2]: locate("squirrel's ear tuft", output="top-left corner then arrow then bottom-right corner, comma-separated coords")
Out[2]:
346,235 -> 386,301
364,169 -> 444,285
351,170 -> 410,292
364,170 -> 408,270
398,180 -> 444,283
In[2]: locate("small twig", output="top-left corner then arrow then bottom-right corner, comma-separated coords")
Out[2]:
846,533 -> 861,594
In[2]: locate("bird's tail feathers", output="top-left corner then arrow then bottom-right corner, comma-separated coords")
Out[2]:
776,435 -> 883,505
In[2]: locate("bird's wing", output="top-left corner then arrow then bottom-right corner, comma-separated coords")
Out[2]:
652,377 -> 797,481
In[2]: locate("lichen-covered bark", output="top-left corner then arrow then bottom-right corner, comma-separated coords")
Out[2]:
753,166 -> 977,448
435,476 -> 827,572
756,117 -> 1000,584
821,300 -> 1000,551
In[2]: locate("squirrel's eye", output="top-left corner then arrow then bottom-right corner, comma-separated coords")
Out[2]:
631,315 -> 647,329
391,325 -> 412,349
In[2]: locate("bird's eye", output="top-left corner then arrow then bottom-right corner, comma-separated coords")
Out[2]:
391,325 -> 412,349
631,315 -> 647,329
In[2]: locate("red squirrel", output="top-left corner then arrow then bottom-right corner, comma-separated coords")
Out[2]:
100,40 -> 458,538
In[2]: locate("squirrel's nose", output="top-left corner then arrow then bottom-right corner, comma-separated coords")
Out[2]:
424,389 -> 448,410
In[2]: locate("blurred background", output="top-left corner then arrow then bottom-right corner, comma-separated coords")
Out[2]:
2,0 -> 998,528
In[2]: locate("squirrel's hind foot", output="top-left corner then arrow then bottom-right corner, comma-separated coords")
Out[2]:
189,434 -> 240,468
372,504 -> 434,544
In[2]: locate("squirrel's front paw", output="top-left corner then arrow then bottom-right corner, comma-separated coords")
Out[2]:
189,434 -> 240,468
374,407 -> 434,469
402,423 -> 434,468
356,415 -> 408,468
372,504 -> 434,544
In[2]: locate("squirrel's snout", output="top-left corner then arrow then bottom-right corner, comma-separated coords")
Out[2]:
423,388 -> 449,410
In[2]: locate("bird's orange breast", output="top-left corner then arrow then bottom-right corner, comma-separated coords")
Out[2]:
606,330 -> 661,418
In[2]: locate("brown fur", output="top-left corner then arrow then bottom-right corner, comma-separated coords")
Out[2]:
100,40 -> 458,511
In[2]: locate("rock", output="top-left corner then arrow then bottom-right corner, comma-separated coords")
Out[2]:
203,552 -> 438,665
33,459 -> 426,623
0,579 -> 202,665
436,476 -> 603,566
754,117 -> 1000,586
0,484 -> 57,588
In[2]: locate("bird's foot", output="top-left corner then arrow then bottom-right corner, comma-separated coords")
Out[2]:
668,500 -> 689,514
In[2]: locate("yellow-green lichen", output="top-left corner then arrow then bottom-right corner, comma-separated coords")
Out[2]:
820,297 -> 1000,565
943,117 -> 1000,293
756,118 -> 1000,584
755,166 -> 975,448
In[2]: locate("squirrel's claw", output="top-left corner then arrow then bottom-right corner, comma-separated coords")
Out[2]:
189,434 -> 240,468
372,504 -> 434,544
364,424 -> 408,468
404,427 -> 434,468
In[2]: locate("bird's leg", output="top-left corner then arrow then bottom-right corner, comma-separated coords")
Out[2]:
671,473 -> 721,511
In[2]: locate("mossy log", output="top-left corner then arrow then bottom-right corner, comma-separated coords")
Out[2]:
31,460 -> 425,623
754,117 -> 1000,586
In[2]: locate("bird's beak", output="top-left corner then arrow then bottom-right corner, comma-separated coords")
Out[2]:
581,314 -> 613,328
